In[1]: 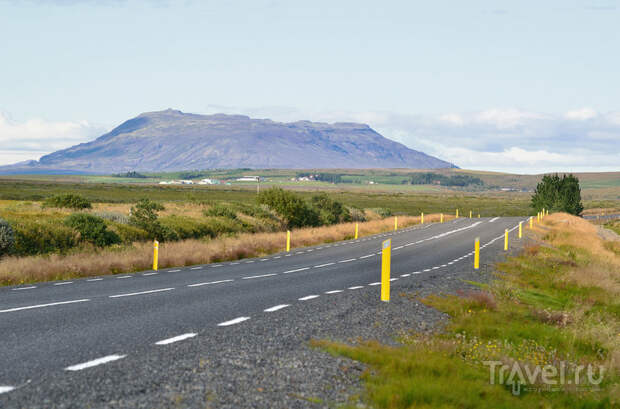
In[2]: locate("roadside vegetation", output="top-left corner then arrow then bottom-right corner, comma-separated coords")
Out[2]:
315,213 -> 620,408
0,187 -> 452,285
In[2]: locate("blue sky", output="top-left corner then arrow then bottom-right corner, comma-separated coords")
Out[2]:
1,0 -> 619,173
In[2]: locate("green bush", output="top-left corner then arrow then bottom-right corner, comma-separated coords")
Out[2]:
12,220 -> 78,256
310,193 -> 351,225
110,223 -> 150,243
204,203 -> 238,219
64,213 -> 121,247
348,207 -> 367,222
161,215 -> 245,240
531,174 -> 584,215
43,194 -> 92,210
129,199 -> 177,241
0,218 -> 15,256
257,187 -> 319,228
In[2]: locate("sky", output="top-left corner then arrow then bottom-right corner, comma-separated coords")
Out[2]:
1,0 -> 619,173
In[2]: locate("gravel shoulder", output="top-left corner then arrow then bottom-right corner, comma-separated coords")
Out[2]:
3,239 -> 529,409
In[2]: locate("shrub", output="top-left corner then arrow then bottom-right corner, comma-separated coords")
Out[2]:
204,204 -> 238,219
110,223 -> 150,243
64,213 -> 121,247
43,194 -> 92,210
129,199 -> 177,241
531,174 -> 584,215
310,193 -> 351,225
12,220 -> 78,255
348,207 -> 367,222
257,187 -> 319,228
0,218 -> 15,256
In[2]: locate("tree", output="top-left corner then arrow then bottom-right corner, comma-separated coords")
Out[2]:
129,199 -> 178,241
311,193 -> 351,225
257,187 -> 319,228
531,174 -> 584,216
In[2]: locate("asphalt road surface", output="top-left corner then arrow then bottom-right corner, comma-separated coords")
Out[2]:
0,216 -> 527,404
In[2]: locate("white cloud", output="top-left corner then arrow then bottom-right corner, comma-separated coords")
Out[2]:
564,107 -> 598,120
0,113 -> 105,165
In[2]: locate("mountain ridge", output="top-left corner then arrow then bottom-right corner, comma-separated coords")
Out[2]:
1,109 -> 456,174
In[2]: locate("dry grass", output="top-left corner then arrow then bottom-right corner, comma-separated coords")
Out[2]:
0,213 -> 451,285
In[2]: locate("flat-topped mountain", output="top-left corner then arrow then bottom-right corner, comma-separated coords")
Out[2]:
2,109 -> 456,173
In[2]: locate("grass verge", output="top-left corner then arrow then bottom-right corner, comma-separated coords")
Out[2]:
314,213 -> 620,408
0,214 -> 447,286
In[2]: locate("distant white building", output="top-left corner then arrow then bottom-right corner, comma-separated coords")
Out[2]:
180,180 -> 194,185
236,176 -> 260,182
198,178 -> 220,185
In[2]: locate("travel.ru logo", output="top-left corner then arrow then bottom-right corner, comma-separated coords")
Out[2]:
483,361 -> 604,395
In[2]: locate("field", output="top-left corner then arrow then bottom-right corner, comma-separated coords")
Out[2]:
0,170 -> 618,287
316,213 -> 620,408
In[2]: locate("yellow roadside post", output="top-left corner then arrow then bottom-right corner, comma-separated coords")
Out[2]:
421,212 -> 424,224
354,223 -> 358,240
537,212 -> 540,222
478,214 -> 480,218
530,217 -> 533,229
474,237 -> 480,270
504,229 -> 509,251
153,240 -> 159,271
456,209 -> 459,218
519,221 -> 523,238
394,216 -> 398,231
286,230 -> 291,252
381,239 -> 391,302
469,210 -> 472,218
440,213 -> 444,223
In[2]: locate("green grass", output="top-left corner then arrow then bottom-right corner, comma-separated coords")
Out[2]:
315,218 -> 620,408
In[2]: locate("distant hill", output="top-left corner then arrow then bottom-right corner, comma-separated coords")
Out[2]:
0,109 -> 456,174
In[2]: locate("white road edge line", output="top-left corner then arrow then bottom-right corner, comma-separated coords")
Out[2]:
0,299 -> 90,314
65,354 -> 126,371
87,278 -> 103,282
155,333 -> 197,345
368,282 -> 381,286
299,295 -> 320,301
325,290 -> 343,294
218,316 -> 250,326
54,281 -> 73,286
264,304 -> 290,312
109,288 -> 174,298
12,286 -> 36,291
0,386 -> 15,394
187,279 -> 234,287
314,262 -> 335,268
348,286 -> 364,290
338,259 -> 356,263
143,272 -> 158,276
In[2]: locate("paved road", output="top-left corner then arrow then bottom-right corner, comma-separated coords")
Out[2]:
0,216 -> 526,399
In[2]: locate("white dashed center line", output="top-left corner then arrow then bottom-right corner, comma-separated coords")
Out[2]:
348,286 -> 364,290
87,278 -> 103,282
54,281 -> 73,286
218,316 -> 250,326
12,286 -> 36,291
169,269 -> 181,272
338,259 -> 356,263
116,276 -> 132,279
242,273 -> 277,280
0,299 -> 90,314
190,267 -> 202,270
187,279 -> 234,287
143,272 -> 158,276
360,254 -> 374,259
109,288 -> 174,298
282,267 -> 310,274
368,282 -> 381,286
65,354 -> 126,371
325,290 -> 343,294
314,262 -> 335,268
264,304 -> 290,312
299,295 -> 320,301
0,386 -> 15,394
155,333 -> 197,345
